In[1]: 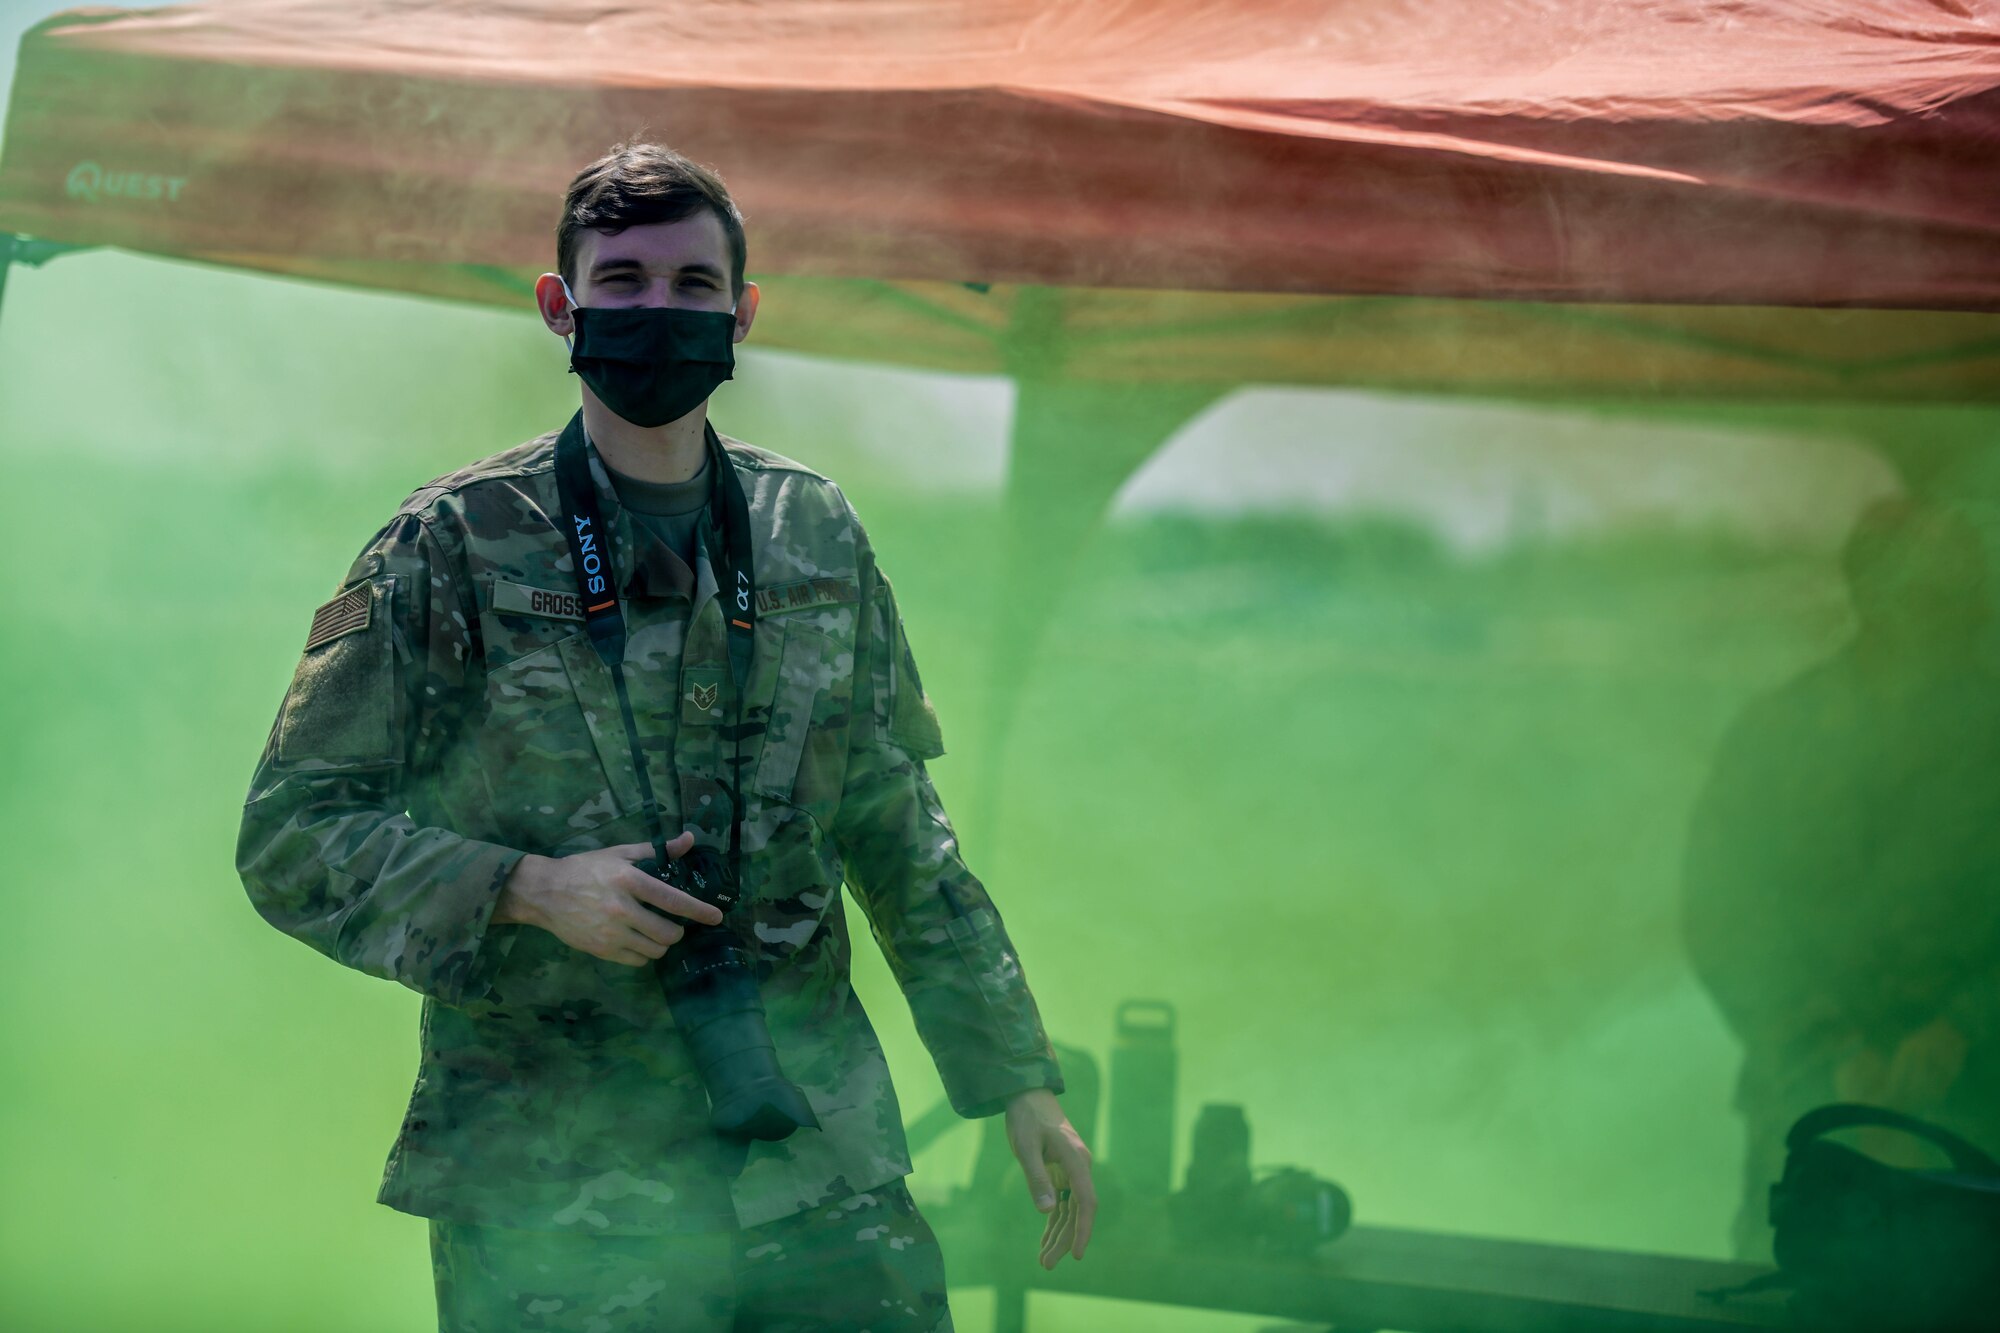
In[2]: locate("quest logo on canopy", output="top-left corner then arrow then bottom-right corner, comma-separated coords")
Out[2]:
65,161 -> 189,204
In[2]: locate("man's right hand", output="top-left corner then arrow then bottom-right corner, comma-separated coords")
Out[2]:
494,833 -> 723,967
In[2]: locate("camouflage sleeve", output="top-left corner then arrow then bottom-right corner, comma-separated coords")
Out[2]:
833,540 -> 1064,1119
236,510 -> 524,1007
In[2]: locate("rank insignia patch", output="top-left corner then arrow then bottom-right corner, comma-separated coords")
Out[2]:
304,586 -> 372,652
690,682 -> 720,711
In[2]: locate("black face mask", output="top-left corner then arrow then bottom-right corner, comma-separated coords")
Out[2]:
565,292 -> 737,428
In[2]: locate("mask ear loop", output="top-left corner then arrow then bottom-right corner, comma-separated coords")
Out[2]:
558,276 -> 579,355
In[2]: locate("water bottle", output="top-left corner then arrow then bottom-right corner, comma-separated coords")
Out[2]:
1108,999 -> 1177,1196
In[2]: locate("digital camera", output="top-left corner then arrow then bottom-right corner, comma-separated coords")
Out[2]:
639,847 -> 819,1142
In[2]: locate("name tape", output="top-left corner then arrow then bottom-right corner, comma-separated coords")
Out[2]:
492,578 -> 585,621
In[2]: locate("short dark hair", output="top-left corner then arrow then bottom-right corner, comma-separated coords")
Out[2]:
556,142 -> 747,296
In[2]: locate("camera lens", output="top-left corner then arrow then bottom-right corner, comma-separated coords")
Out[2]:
639,849 -> 818,1143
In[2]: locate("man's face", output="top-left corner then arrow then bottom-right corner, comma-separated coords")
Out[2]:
536,209 -> 758,343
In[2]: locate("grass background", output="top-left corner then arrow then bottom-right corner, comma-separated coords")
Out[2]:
0,245 -> 1929,1331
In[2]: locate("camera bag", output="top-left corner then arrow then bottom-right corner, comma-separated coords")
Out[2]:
1764,1103 -> 2000,1331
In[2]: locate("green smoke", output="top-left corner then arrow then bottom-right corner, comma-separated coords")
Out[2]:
5,244 -> 1997,1331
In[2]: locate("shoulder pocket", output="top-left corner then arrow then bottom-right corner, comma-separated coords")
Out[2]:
277,577 -> 403,766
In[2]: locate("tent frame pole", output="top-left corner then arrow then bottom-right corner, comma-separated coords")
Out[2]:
0,235 -> 95,330
0,234 -> 17,327
964,287 -> 1227,846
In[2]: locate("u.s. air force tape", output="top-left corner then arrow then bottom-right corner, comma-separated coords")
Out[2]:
754,577 -> 854,616
303,585 -> 371,652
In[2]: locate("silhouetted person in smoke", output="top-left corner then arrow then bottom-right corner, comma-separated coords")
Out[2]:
1683,498 -> 2000,1260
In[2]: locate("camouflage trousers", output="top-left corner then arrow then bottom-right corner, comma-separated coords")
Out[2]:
429,1180 -> 953,1333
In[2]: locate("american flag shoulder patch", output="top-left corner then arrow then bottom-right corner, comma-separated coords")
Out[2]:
304,585 -> 373,652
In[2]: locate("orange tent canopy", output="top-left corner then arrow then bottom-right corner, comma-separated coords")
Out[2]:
4,0 -> 2000,401
5,0 -> 2000,306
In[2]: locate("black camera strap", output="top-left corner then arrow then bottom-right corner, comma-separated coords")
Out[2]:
552,410 -> 756,885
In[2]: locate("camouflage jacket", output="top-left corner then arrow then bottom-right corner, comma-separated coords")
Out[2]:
237,422 -> 1062,1234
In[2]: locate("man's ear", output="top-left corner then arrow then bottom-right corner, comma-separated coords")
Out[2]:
732,281 -> 761,343
534,272 -> 576,338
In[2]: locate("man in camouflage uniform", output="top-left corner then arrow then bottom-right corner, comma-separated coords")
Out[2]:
238,142 -> 1095,1331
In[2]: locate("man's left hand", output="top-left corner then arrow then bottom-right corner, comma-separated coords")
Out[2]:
1004,1087 -> 1096,1269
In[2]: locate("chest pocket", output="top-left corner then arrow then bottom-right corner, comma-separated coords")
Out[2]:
479,628 -> 645,848
752,620 -> 850,818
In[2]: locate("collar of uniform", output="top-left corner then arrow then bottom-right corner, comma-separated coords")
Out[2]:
578,434 -> 695,603
624,523 -> 697,601
578,427 -> 726,611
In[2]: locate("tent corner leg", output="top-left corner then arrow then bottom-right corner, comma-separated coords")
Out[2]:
0,233 -> 19,327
